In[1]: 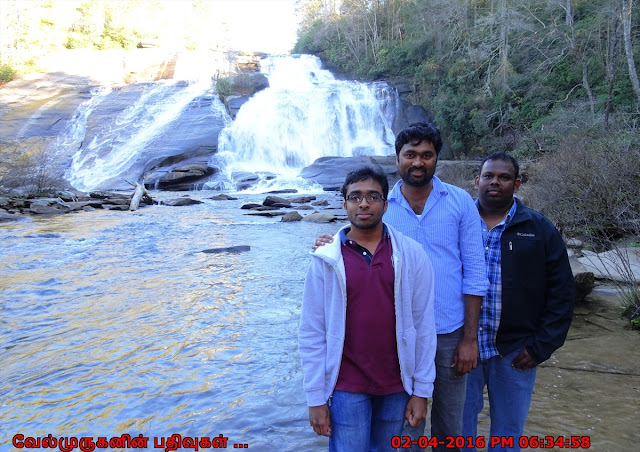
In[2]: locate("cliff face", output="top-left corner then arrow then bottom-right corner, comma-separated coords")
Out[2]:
0,49 -> 241,192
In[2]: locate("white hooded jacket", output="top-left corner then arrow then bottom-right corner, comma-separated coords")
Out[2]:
298,223 -> 437,407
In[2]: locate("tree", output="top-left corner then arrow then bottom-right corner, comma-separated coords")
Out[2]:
622,0 -> 640,105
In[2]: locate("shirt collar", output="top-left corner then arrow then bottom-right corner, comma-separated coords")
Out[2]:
475,197 -> 518,227
340,224 -> 389,245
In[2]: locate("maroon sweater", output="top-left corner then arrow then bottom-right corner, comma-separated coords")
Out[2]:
335,230 -> 404,395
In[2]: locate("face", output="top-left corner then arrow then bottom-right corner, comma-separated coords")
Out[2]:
343,178 -> 388,231
475,159 -> 521,210
396,140 -> 438,187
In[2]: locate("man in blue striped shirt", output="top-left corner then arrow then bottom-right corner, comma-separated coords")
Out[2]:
315,122 -> 488,451
385,123 -> 488,451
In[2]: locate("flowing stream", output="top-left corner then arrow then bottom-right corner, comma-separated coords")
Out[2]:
1,192 -> 338,451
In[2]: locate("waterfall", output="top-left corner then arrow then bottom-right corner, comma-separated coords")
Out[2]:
211,54 -> 398,191
66,79 -> 226,191
62,54 -> 402,193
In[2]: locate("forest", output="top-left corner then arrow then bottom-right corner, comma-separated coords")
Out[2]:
293,0 -> 639,155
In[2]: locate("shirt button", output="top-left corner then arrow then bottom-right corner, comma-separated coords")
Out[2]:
479,327 -> 483,331
485,246 -> 489,250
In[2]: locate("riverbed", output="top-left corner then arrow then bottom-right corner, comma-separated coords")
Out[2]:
1,190 -> 638,451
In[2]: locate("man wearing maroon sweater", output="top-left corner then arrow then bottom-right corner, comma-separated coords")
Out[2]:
299,167 -> 437,451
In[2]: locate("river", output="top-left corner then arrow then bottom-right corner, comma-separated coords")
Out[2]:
1,191 -> 337,451
2,190 -> 639,451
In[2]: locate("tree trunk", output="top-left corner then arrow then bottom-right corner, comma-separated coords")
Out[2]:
605,18 -> 620,129
622,0 -> 640,105
499,0 -> 510,90
129,183 -> 151,211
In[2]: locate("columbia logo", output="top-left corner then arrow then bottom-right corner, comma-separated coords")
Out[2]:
517,232 -> 535,237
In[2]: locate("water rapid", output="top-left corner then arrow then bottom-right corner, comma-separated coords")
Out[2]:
212,55 -> 398,191
62,54 -> 400,193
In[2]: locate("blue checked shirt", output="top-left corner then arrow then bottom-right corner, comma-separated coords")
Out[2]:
476,199 -> 518,360
384,177 -> 488,334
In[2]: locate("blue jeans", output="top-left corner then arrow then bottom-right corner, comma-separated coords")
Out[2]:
403,327 -> 467,451
328,390 -> 410,452
461,348 -> 537,451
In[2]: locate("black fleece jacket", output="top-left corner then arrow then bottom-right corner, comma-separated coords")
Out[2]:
495,198 -> 575,364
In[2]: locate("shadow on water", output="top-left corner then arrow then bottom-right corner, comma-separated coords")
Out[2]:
1,192 -> 638,451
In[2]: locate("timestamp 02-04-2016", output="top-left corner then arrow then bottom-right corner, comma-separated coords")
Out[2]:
391,435 -> 591,449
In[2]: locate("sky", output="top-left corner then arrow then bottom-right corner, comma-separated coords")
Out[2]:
11,0 -> 302,55
210,0 -> 300,53
139,0 -> 302,54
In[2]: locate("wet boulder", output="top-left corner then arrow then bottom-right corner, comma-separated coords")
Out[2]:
300,155 -> 399,191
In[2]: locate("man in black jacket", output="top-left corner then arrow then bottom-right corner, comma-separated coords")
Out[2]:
461,152 -> 575,451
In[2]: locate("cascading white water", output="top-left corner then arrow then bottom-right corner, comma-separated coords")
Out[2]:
212,55 -> 398,191
67,79 -> 217,191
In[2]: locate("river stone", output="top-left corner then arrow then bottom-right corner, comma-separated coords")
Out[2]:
290,196 -> 317,203
0,209 -> 21,222
144,163 -> 216,190
162,197 -> 203,206
574,272 -> 595,303
566,238 -> 584,248
90,191 -> 130,200
302,212 -> 337,223
64,201 -> 99,212
201,245 -> 251,254
232,172 -> 260,190
577,248 -> 640,282
281,211 -> 303,222
29,198 -> 71,215
311,199 -> 329,206
241,203 -> 262,210
209,194 -> 238,200
263,195 -> 289,206
265,189 -> 298,194
246,211 -> 286,217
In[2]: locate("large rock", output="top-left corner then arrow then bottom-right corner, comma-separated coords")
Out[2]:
302,212 -> 337,223
577,248 -> 640,282
144,163 -> 216,190
574,272 -> 595,303
299,155 -> 400,191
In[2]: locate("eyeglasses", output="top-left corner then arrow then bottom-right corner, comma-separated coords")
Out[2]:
345,192 -> 385,203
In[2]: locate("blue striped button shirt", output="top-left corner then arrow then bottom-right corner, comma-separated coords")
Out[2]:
476,199 -> 518,360
384,177 -> 488,334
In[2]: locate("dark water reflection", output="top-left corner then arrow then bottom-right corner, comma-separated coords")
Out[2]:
2,192 -> 639,451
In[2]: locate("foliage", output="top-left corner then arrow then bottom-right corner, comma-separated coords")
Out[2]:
0,145 -> 67,197
215,74 -> 264,97
526,129 -> 640,240
0,65 -> 16,84
293,0 -> 640,156
523,129 -> 640,329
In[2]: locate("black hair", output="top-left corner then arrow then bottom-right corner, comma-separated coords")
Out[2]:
341,167 -> 389,200
395,122 -> 443,155
479,151 -> 520,180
